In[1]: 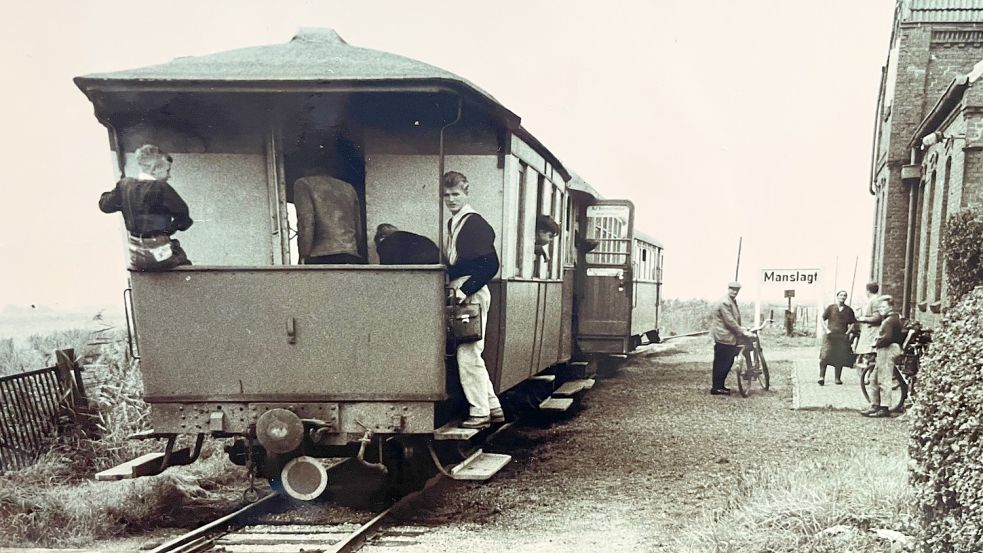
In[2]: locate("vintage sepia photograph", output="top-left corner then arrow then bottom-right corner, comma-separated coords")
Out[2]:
1,1 -> 982,551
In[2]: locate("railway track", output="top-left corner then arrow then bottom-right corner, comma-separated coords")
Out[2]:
148,421 -> 527,552
151,474 -> 447,553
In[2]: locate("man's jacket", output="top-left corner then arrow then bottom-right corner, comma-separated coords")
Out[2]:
711,296 -> 744,345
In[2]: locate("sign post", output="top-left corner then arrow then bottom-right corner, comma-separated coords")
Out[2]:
756,269 -> 822,339
784,289 -> 795,336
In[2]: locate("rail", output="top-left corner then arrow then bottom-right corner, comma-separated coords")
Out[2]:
0,349 -> 87,472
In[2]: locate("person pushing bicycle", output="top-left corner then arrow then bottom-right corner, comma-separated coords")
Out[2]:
854,282 -> 883,374
709,281 -> 752,396
862,295 -> 903,418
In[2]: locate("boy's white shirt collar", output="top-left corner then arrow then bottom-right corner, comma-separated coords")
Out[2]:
137,172 -> 157,181
446,204 -> 477,265
447,204 -> 477,228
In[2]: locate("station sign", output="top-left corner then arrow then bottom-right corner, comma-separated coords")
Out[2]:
586,205 -> 630,219
761,269 -> 820,286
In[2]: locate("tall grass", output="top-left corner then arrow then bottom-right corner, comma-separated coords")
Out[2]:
0,323 -> 243,547
674,449 -> 915,552
0,447 -> 241,546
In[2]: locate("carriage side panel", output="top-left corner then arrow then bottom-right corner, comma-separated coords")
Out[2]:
131,267 -> 446,402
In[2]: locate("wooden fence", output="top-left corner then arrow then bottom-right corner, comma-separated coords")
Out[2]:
0,349 -> 87,472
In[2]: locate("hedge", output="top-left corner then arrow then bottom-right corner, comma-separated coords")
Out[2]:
909,286 -> 983,552
942,206 -> 983,303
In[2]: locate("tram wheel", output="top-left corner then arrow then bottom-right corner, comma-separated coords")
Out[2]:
386,437 -> 438,499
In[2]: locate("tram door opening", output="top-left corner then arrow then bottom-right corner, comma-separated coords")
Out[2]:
280,93 -> 367,264
577,200 -> 634,353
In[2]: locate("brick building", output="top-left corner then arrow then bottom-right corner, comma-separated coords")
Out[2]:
871,0 -> 983,325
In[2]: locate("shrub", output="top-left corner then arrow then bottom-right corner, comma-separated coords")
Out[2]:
909,286 -> 983,552
942,206 -> 983,303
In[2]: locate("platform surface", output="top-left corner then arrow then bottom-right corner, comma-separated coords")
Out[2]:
790,349 -> 869,411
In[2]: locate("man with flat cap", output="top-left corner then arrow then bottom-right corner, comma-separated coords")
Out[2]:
709,281 -> 751,395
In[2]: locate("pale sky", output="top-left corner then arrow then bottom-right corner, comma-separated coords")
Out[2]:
0,0 -> 895,311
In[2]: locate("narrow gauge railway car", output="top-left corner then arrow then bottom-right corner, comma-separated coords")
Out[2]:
74,29 -> 664,503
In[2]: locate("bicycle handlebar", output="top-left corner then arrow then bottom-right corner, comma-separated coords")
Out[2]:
748,319 -> 774,334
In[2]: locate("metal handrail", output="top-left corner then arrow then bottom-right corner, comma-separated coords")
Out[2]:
123,288 -> 140,360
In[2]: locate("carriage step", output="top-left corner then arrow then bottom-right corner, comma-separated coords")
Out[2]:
530,374 -> 556,383
95,449 -> 186,481
449,449 -> 511,481
568,361 -> 590,378
538,397 -> 574,412
552,379 -> 595,397
433,421 -> 480,441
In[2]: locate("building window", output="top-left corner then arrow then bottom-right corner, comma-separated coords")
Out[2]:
919,171 -> 936,303
934,158 -> 952,302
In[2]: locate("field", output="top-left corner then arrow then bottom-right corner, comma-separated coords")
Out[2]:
0,306 -> 125,376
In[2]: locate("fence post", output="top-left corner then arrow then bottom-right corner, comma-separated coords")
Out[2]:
54,349 -> 86,415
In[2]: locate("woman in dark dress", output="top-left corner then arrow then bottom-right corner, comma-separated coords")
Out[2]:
819,290 -> 857,385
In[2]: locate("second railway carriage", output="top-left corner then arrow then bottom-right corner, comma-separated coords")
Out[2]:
74,29 -> 663,502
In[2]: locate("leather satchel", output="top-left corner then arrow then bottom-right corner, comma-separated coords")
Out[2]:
447,303 -> 482,343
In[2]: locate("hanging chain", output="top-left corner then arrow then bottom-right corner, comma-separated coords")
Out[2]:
242,437 -> 261,502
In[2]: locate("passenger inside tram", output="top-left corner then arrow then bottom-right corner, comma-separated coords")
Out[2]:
534,214 -> 561,262
281,93 -> 368,265
373,224 -> 440,265
292,158 -> 364,265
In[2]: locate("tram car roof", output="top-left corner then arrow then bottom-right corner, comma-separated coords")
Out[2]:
634,230 -> 663,249
74,27 -> 572,183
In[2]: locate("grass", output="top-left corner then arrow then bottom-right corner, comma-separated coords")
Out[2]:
0,445 -> 243,547
673,448 -> 915,552
0,324 -> 245,548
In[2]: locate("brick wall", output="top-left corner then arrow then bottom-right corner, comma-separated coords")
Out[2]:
870,8 -> 983,318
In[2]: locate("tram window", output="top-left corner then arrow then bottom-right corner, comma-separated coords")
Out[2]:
564,195 -> 574,267
532,179 -> 563,280
515,163 -> 528,275
534,175 -> 546,279
552,187 -> 563,279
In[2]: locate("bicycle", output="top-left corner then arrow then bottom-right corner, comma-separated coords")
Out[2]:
859,321 -> 932,412
733,320 -> 771,397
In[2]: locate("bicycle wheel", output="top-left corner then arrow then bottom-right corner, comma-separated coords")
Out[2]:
860,364 -> 907,411
757,347 -> 770,390
889,368 -> 908,412
734,351 -> 753,397
860,364 -> 873,405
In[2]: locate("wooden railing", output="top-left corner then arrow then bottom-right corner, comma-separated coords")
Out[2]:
0,349 -> 87,472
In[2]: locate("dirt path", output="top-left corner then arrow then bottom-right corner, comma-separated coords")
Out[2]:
387,337 -> 909,551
